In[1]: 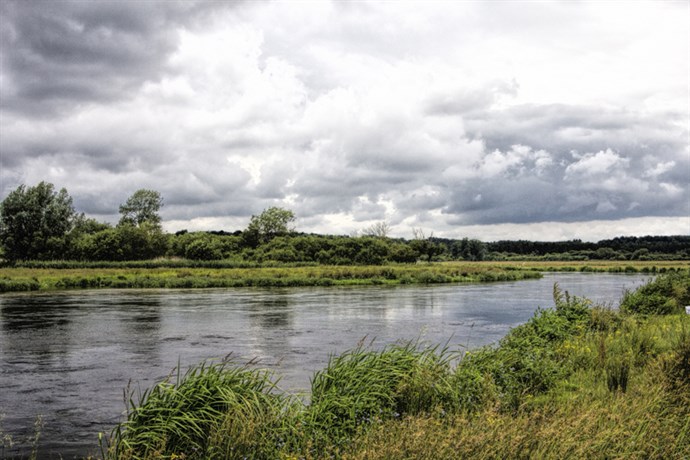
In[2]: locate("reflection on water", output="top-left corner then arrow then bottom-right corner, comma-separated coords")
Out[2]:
0,273 -> 651,459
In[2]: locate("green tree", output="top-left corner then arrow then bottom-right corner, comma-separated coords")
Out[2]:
454,238 -> 486,261
409,228 -> 444,263
119,189 -> 163,228
243,207 -> 295,247
0,181 -> 76,261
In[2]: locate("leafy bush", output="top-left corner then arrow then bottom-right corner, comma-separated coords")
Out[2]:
0,277 -> 40,292
620,272 -> 690,315
184,239 -> 223,260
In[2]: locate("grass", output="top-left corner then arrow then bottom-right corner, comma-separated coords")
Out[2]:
0,263 -> 545,292
1,260 -> 689,293
101,271 -> 690,459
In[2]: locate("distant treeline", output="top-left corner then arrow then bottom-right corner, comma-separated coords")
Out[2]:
0,181 -> 688,264
438,235 -> 690,262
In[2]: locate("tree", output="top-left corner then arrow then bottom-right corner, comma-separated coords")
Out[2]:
361,221 -> 391,238
410,228 -> 444,263
0,181 -> 76,261
243,207 -> 295,247
454,238 -> 486,261
119,189 -> 163,228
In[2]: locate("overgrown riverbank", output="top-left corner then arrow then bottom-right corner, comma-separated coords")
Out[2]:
100,271 -> 690,459
0,263 -> 545,292
2,260 -> 688,293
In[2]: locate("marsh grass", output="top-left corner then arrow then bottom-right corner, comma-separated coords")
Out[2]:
97,271 -> 690,459
105,359 -> 300,460
0,263 -> 543,292
0,415 -> 43,460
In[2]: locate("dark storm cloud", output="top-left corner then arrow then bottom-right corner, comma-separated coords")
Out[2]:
436,103 -> 689,225
0,0 -> 230,115
0,1 -> 687,238
462,104 -> 684,158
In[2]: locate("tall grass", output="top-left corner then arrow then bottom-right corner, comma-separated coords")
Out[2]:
0,263 -> 543,292
105,360 -> 300,460
103,272 -> 690,459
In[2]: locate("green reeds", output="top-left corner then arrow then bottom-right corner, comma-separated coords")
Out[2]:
0,263 -> 543,292
105,360 -> 299,460
306,340 -> 458,447
104,272 -> 690,459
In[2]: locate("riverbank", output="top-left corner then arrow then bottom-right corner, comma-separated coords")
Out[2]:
100,271 -> 690,459
1,260 -> 688,293
0,263 -> 545,292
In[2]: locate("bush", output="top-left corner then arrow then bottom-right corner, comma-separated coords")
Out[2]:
0,277 -> 40,292
620,272 -> 690,315
184,239 -> 223,260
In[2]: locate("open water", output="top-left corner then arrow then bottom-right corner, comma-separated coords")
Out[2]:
0,272 -> 651,458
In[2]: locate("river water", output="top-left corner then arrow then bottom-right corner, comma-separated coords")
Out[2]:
0,272 -> 651,458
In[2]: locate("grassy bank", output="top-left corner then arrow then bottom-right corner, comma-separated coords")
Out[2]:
1,260 -> 689,293
0,263 -> 544,292
482,259 -> 690,273
102,271 -> 690,459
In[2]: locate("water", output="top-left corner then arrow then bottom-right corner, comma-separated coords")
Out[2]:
0,273 -> 650,458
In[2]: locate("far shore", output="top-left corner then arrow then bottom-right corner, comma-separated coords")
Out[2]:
1,260 -> 688,293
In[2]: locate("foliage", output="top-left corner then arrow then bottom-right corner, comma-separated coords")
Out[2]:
0,263 -> 543,292
0,182 -> 76,261
118,189 -> 163,228
106,361 -> 297,460
409,229 -> 443,263
452,238 -> 486,261
70,223 -> 169,261
620,271 -> 689,315
243,207 -> 295,247
100,272 -> 690,459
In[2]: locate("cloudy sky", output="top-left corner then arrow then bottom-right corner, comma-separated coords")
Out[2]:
1,0 -> 688,241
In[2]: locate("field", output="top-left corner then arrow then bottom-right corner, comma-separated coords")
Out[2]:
98,270 -> 690,459
1,260 -> 688,293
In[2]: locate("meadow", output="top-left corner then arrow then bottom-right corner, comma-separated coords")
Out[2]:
1,260 -> 688,293
99,270 -> 690,459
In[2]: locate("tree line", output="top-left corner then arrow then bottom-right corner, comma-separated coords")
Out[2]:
0,182 -> 687,264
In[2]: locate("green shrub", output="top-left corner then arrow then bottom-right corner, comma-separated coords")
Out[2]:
620,272 -> 690,315
0,277 -> 40,292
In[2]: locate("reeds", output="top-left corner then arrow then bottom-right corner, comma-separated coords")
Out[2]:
101,272 -> 690,459
106,360 -> 299,460
0,263 -> 543,292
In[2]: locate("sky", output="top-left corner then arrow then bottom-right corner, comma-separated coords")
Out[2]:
1,0 -> 688,241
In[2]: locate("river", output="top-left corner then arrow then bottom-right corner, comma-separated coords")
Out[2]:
0,272 -> 651,458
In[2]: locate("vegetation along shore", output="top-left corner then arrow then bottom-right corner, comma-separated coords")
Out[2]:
1,261 -> 690,294
97,270 -> 690,459
1,182 -> 688,293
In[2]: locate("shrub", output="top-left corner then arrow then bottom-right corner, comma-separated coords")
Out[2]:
0,277 -> 40,292
620,272 -> 690,315
184,239 -> 223,260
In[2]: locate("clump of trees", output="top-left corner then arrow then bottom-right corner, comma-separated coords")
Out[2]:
1,181 -> 688,264
0,183 -> 167,262
0,182 -> 75,260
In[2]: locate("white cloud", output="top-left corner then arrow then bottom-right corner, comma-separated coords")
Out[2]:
1,0 -> 688,241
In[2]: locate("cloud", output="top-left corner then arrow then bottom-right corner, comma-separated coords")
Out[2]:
0,1 -> 688,240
